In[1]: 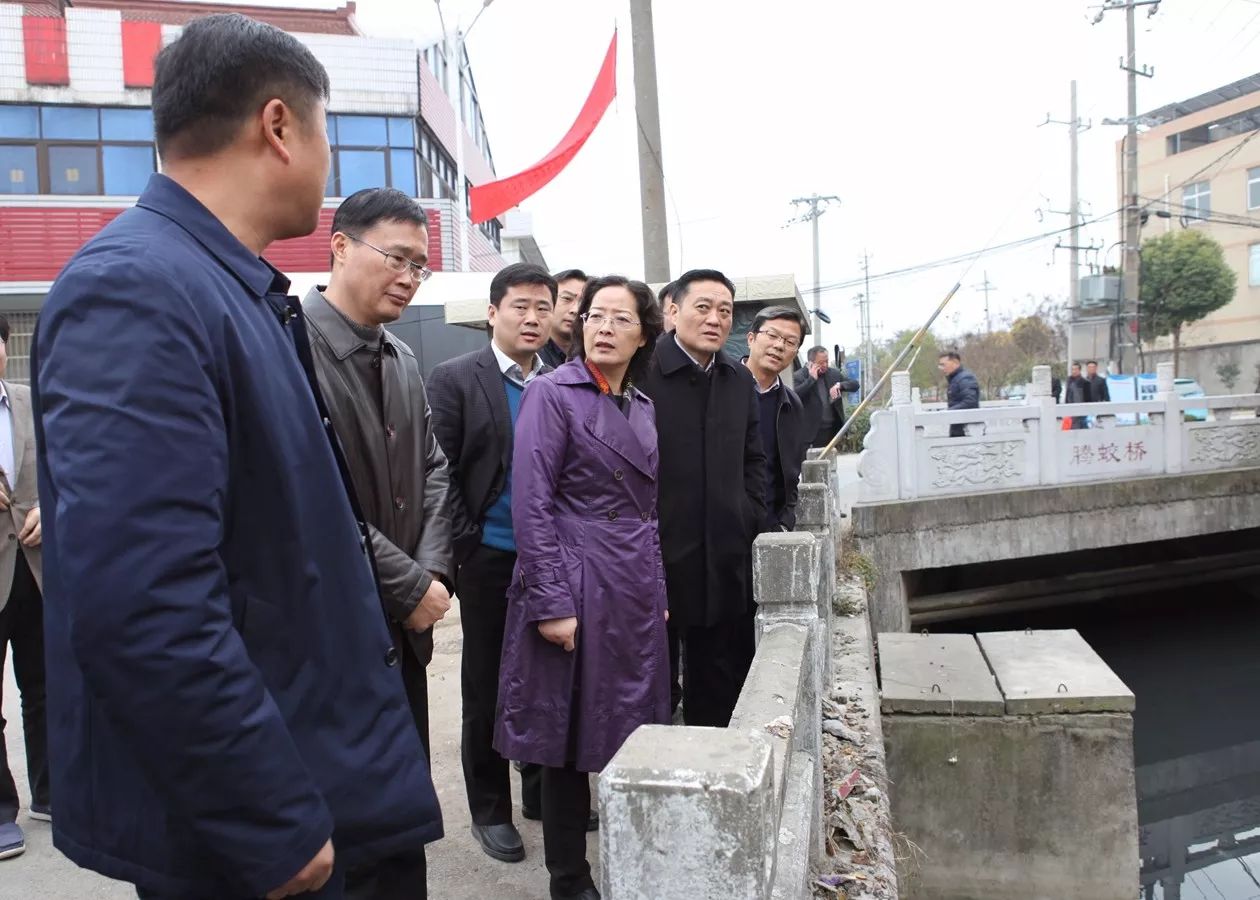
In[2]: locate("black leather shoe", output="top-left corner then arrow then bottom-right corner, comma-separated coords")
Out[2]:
471,823 -> 525,862
520,806 -> 598,832
553,887 -> 600,900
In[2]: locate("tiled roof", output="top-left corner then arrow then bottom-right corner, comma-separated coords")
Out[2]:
70,0 -> 361,35
23,2 -> 67,16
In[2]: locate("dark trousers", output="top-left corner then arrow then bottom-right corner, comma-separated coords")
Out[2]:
136,850 -> 426,900
0,552 -> 47,824
456,544 -> 541,824
667,611 -> 757,727
398,631 -> 431,763
811,422 -> 839,450
542,765 -> 594,898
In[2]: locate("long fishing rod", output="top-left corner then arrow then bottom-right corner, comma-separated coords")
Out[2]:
819,280 -> 962,457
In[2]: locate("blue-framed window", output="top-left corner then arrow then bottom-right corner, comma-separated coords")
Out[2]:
327,114 -> 420,197
0,103 -> 156,196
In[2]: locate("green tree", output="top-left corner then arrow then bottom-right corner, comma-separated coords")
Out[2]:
1139,231 -> 1236,374
1216,361 -> 1241,391
873,328 -> 941,395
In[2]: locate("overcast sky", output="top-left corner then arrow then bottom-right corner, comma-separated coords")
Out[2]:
220,0 -> 1260,352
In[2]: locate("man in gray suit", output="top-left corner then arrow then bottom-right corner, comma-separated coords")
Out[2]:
0,315 -> 47,861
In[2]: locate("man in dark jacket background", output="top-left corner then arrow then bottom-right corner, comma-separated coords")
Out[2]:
1065,361 -> 1088,428
428,263 -> 559,864
743,306 -> 809,532
795,345 -> 861,449
539,269 -> 586,368
939,351 -> 981,438
31,15 -> 441,899
303,188 -> 454,777
1085,360 -> 1111,402
641,268 -> 767,728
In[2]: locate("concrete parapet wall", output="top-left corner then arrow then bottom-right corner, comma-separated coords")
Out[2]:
879,629 -> 1139,899
599,456 -> 850,899
853,466 -> 1260,633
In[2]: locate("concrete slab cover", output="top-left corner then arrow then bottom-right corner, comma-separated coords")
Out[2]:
877,633 -> 1004,715
978,629 -> 1136,714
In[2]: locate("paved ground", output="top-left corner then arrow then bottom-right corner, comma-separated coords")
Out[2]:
1,599 -> 595,900
0,451 -> 861,899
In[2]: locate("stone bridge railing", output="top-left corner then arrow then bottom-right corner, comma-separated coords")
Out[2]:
858,362 -> 1260,503
597,459 -> 841,899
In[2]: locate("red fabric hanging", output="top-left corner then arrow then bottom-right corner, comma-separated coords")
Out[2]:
469,31 -> 617,225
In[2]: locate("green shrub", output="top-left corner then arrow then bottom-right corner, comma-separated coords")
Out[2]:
837,405 -> 873,454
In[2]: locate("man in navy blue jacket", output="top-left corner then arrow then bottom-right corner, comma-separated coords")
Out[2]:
32,14 -> 440,899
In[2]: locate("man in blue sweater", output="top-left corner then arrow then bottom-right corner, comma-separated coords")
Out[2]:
428,263 -> 557,865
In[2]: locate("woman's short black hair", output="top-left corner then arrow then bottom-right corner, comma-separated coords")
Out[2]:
571,275 -> 664,386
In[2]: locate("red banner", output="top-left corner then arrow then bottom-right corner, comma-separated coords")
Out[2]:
470,31 -> 617,225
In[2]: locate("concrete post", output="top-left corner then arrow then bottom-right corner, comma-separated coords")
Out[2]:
890,373 -> 919,499
1029,364 -> 1052,399
1157,361 -> 1182,473
753,531 -> 820,629
600,725 -> 775,900
794,481 -> 835,686
1030,365 -> 1058,485
890,370 -> 912,406
911,385 -> 922,408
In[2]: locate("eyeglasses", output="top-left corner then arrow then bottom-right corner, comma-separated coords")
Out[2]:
581,312 -> 641,331
346,234 -> 432,283
755,327 -> 801,350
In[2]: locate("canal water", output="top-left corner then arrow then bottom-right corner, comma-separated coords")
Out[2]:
944,578 -> 1260,899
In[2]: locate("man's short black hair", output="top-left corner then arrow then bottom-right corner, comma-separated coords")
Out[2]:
332,189 -> 428,236
0,315 -> 9,344
658,280 -> 677,304
153,13 -> 330,160
490,263 -> 557,308
806,345 -> 827,362
939,351 -> 961,362
1086,360 -> 1099,367
750,306 -> 806,339
553,269 -> 588,285
672,269 -> 736,308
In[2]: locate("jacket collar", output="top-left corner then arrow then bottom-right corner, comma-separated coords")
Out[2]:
135,174 -> 286,300
656,330 -> 737,377
551,360 -> 656,478
301,286 -> 386,361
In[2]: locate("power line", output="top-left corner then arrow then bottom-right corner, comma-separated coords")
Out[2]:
808,207 -> 1124,297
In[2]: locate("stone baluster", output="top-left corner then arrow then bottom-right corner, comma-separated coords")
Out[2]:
891,371 -> 918,498
1030,364 -> 1057,485
599,726 -> 775,900
1157,361 -> 1182,473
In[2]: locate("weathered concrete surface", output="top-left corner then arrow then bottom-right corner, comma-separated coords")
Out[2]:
852,467 -> 1260,633
814,560 -> 899,898
599,725 -> 774,900
884,712 -> 1139,900
770,749 -> 817,900
978,629 -> 1135,715
0,601 -> 573,900
877,633 -> 1004,716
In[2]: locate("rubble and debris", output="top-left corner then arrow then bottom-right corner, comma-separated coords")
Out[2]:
765,714 -> 794,739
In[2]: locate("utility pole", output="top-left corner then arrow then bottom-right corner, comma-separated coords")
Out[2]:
1044,82 -> 1094,371
789,194 -> 841,337
859,252 -> 873,396
629,0 -> 671,283
1094,0 -> 1158,372
971,271 -> 995,333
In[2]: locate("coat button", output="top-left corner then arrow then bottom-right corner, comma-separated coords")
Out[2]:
607,510 -> 619,521
613,468 -> 624,481
386,424 -> 396,438
384,646 -> 399,667
394,496 -> 406,511
640,511 -> 650,522
6,534 -> 13,541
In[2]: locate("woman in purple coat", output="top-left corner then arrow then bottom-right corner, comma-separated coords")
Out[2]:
495,275 -> 669,900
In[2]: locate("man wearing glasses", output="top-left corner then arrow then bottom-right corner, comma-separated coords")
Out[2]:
302,191 -> 454,870
744,307 -> 810,532
428,262 -> 558,864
